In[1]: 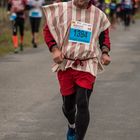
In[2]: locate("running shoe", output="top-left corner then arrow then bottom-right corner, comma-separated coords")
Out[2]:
33,43 -> 38,48
67,127 -> 76,140
14,48 -> 19,54
20,44 -> 23,51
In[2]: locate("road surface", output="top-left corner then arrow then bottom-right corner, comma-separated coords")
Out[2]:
0,21 -> 140,140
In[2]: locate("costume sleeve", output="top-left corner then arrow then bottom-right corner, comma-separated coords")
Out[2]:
43,24 -> 57,52
100,12 -> 111,32
99,28 -> 111,51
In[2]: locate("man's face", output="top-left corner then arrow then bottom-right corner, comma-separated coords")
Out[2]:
73,0 -> 90,8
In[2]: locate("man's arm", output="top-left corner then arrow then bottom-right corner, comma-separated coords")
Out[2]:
99,28 -> 111,65
43,24 -> 64,64
99,28 -> 110,53
43,24 -> 58,52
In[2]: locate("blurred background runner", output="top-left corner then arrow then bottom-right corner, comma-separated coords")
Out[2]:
27,0 -> 45,48
109,0 -> 117,29
7,0 -> 27,53
0,0 -> 139,56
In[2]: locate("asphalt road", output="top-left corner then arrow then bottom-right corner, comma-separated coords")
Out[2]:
0,21 -> 140,140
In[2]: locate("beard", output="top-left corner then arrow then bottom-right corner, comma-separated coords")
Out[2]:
73,0 -> 90,8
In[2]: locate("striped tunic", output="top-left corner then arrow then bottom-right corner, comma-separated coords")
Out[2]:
42,1 -> 110,77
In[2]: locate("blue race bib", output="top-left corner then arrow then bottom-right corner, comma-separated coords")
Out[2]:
31,11 -> 39,17
69,21 -> 92,45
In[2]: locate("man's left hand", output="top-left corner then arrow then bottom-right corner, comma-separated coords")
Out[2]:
101,53 -> 111,65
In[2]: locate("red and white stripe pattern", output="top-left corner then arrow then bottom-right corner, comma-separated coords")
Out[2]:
42,1 -> 110,77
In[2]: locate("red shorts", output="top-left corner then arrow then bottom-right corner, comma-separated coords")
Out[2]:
57,68 -> 96,96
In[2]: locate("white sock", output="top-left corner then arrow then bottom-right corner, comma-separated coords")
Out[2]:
69,123 -> 75,129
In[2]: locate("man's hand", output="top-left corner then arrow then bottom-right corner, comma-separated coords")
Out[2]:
101,53 -> 111,65
51,47 -> 64,64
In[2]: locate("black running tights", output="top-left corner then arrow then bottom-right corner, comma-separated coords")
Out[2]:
62,86 -> 92,140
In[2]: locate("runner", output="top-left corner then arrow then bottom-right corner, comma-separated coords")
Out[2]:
109,0 -> 117,29
104,0 -> 111,16
27,0 -> 45,48
131,0 -> 138,23
43,0 -> 111,140
122,0 -> 133,29
116,0 -> 123,23
7,0 -> 27,53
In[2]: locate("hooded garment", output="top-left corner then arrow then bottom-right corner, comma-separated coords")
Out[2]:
42,0 -> 110,77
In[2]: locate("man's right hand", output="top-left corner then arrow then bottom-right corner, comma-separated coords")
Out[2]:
51,47 -> 64,64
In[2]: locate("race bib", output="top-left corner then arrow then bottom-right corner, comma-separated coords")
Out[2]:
10,13 -> 17,21
69,21 -> 92,45
31,11 -> 39,17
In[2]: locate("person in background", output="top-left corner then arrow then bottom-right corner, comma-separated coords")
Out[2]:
104,0 -> 111,17
27,0 -> 45,48
116,0 -> 123,23
42,0 -> 111,140
109,0 -> 117,29
7,0 -> 27,53
122,0 -> 133,28
131,0 -> 138,23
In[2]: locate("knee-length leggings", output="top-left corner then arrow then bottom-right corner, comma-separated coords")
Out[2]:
12,17 -> 25,36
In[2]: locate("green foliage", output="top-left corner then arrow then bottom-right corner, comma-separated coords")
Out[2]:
135,11 -> 140,19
